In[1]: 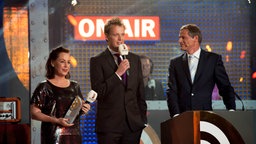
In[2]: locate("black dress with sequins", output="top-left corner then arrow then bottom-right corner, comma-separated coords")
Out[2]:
30,80 -> 83,144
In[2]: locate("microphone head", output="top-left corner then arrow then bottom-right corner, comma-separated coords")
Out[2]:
118,44 -> 129,56
86,90 -> 97,103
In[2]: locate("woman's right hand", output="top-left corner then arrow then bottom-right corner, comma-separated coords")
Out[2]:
31,104 -> 74,127
55,117 -> 74,127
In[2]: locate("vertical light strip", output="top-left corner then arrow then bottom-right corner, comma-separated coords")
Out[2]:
193,111 -> 200,144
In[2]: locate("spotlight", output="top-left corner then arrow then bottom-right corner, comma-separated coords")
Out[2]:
71,0 -> 78,6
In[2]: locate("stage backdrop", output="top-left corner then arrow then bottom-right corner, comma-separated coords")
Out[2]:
2,0 -> 255,144
58,0 -> 255,143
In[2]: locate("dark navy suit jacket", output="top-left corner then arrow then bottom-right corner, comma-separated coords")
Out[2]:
167,49 -> 236,117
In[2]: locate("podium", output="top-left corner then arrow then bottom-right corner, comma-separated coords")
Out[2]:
161,111 -> 245,144
0,97 -> 30,143
0,124 -> 30,144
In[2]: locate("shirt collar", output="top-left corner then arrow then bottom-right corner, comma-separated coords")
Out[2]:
108,46 -> 119,55
187,48 -> 201,59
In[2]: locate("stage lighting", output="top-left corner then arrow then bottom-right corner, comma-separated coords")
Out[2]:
71,0 -> 78,6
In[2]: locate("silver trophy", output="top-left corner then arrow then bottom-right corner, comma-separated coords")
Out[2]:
64,90 -> 97,124
64,96 -> 83,124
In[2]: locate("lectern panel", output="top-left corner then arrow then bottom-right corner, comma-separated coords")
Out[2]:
161,111 -> 246,144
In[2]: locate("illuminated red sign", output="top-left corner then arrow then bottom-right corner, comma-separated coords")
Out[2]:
69,16 -> 160,41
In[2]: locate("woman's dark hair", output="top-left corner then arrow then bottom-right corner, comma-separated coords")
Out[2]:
45,46 -> 71,79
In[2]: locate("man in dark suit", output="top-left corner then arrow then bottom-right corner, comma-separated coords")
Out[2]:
90,17 -> 147,144
140,54 -> 165,100
167,24 -> 236,118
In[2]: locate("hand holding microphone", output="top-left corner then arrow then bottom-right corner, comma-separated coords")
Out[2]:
84,90 -> 97,103
81,90 -> 97,115
118,44 -> 130,76
119,44 -> 129,58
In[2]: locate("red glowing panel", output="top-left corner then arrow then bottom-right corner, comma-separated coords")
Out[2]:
240,50 -> 246,59
72,16 -> 160,41
252,72 -> 256,79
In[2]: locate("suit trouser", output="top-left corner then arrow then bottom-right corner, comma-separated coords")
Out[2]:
97,118 -> 143,144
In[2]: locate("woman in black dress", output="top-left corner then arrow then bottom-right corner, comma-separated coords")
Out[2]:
30,46 -> 91,144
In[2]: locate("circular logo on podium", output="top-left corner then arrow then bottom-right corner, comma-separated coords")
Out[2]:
140,125 -> 161,144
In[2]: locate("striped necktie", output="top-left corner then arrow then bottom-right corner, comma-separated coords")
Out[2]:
188,55 -> 196,83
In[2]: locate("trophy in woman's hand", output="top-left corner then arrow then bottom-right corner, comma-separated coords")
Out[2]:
64,90 -> 97,124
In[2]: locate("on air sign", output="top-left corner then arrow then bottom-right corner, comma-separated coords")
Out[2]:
70,16 -> 160,41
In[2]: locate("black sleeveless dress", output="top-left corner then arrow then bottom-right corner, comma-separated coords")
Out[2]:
30,80 -> 83,144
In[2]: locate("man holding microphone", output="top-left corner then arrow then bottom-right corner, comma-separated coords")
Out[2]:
90,17 -> 147,144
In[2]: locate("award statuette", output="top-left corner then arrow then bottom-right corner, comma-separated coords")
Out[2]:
64,96 -> 83,124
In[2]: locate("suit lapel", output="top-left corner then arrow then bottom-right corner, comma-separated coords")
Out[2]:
125,54 -> 131,87
193,49 -> 206,83
182,53 -> 192,84
103,48 -> 117,71
104,48 -> 128,87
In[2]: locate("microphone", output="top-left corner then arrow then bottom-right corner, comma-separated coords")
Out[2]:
85,90 -> 97,103
234,92 -> 245,111
64,90 -> 97,124
118,44 -> 129,76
